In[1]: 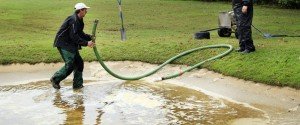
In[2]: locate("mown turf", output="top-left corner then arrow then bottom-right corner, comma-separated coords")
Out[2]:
0,0 -> 299,88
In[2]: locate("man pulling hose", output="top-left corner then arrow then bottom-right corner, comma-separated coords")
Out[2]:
51,3 -> 95,89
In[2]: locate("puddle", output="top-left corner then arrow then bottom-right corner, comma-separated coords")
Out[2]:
0,80 -> 267,125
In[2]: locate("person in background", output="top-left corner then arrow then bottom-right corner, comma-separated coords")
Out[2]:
50,3 -> 95,89
233,0 -> 256,53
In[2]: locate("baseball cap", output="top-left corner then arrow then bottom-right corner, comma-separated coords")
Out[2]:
74,3 -> 90,10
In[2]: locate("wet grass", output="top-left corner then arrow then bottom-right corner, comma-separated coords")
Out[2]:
0,0 -> 299,88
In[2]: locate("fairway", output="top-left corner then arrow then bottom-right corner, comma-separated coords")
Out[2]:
0,0 -> 299,88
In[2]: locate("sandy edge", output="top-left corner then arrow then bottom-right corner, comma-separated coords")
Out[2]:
0,61 -> 299,125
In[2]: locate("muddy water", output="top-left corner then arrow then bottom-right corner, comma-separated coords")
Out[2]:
0,80 -> 266,125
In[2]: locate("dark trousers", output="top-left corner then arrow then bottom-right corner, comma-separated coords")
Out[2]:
51,48 -> 84,88
234,5 -> 255,51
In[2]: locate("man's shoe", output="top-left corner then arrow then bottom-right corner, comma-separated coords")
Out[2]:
241,49 -> 255,54
235,48 -> 245,52
50,77 -> 61,89
73,85 -> 84,89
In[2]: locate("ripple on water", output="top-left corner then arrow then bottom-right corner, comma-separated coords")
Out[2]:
0,80 -> 266,125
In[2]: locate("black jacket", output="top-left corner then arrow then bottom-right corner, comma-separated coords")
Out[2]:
53,13 -> 92,51
232,0 -> 253,6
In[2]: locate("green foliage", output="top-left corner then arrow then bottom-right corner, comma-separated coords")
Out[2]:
172,0 -> 300,8
277,0 -> 300,8
0,0 -> 299,88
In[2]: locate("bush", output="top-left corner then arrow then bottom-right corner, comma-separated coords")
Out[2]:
175,0 -> 300,9
277,0 -> 300,8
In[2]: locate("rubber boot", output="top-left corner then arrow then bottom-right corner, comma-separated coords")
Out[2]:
73,71 -> 83,89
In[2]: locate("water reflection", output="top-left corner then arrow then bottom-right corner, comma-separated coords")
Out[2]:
0,80 -> 266,125
53,90 -> 85,125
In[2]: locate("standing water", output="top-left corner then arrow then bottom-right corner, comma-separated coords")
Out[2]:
0,80 -> 266,125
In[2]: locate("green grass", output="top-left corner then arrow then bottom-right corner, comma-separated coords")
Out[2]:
0,0 -> 299,88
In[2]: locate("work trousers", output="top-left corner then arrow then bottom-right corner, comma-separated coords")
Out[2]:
51,48 -> 84,88
233,5 -> 255,51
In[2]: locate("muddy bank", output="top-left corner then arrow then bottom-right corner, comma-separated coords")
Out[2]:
0,61 -> 299,125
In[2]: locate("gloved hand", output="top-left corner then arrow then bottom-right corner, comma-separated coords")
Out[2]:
86,34 -> 95,41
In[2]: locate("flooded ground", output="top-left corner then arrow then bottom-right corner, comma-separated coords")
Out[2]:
0,80 -> 265,125
0,61 -> 299,125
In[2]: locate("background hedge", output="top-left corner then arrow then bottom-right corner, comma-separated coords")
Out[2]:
179,0 -> 300,9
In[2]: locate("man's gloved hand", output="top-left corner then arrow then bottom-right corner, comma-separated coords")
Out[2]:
86,34 -> 95,41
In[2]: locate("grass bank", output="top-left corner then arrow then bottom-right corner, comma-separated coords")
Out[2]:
0,0 -> 299,88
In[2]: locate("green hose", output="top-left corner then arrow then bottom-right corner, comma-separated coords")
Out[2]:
91,19 -> 233,81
